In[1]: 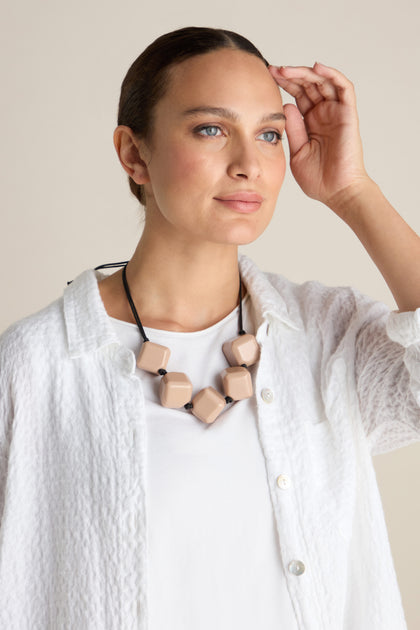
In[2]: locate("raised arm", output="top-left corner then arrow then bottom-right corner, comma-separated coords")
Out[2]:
269,62 -> 420,313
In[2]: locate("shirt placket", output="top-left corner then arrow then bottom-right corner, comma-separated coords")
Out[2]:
254,317 -> 327,630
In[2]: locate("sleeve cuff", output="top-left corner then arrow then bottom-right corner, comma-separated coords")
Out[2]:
386,307 -> 420,348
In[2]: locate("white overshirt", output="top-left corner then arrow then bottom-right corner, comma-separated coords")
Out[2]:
0,254 -> 419,629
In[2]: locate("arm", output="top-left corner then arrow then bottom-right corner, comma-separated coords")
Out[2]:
269,62 -> 420,313
327,179 -> 420,313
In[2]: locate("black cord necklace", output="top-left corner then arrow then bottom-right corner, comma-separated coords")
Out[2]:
121,262 -> 260,424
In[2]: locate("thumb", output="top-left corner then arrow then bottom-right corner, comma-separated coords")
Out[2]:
283,103 -> 308,159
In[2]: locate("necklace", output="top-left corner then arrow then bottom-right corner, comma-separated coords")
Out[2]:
121,263 -> 260,424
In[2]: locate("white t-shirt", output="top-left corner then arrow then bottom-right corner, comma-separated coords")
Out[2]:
111,293 -> 298,629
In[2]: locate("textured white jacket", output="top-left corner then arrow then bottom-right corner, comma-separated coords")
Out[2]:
0,254 -> 419,630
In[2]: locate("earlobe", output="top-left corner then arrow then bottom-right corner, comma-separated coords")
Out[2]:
113,125 -> 151,185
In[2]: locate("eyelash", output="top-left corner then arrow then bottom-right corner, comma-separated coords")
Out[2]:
194,125 -> 283,144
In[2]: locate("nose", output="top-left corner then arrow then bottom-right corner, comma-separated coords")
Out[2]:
226,137 -> 262,181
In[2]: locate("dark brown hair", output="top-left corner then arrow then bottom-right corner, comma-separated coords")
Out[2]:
117,26 -> 268,206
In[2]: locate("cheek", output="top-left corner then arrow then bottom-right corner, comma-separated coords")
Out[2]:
266,151 -> 286,191
154,144 -> 216,197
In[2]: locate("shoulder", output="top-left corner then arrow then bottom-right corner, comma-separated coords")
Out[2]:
241,255 -> 389,333
0,297 -> 67,383
241,253 -> 357,306
275,271 -> 358,310
266,268 -> 353,304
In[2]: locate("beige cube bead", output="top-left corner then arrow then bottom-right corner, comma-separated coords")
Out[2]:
136,341 -> 170,374
221,366 -> 253,401
222,333 -> 260,367
191,387 -> 226,424
159,372 -> 193,408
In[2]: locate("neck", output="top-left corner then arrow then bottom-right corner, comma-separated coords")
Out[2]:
98,225 -> 243,332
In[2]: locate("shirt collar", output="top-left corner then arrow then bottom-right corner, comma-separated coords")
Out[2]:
238,254 -> 302,331
63,255 -> 301,357
63,269 -> 119,358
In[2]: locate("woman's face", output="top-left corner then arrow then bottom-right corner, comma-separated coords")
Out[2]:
141,48 -> 286,246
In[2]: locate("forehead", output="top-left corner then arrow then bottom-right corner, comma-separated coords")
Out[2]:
156,48 -> 283,117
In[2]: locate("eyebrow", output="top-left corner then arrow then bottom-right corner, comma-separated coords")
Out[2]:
181,106 -> 286,123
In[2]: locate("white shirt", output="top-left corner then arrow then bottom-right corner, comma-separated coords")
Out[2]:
0,254 -> 419,629
111,294 -> 298,630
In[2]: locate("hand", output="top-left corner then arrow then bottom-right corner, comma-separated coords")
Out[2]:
269,62 -> 371,211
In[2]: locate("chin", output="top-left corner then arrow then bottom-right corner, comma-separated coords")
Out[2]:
212,224 -> 268,246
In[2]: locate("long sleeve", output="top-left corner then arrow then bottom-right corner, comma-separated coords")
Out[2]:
354,302 -> 420,455
289,274 -> 420,457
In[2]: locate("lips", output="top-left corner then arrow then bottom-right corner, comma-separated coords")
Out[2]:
215,191 -> 263,203
213,191 -> 264,214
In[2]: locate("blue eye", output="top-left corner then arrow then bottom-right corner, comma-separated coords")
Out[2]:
196,125 -> 222,137
258,131 -> 282,144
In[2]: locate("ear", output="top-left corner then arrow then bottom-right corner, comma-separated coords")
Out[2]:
113,125 -> 151,185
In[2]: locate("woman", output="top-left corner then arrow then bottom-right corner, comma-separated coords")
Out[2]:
0,26 -> 419,630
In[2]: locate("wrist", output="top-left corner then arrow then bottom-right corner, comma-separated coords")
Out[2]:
325,176 -> 380,225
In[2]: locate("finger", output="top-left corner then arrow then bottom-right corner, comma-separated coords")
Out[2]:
276,76 -> 324,103
312,62 -> 356,107
269,67 -> 318,115
272,65 -> 339,103
283,103 -> 309,159
278,74 -> 327,104
279,63 -> 355,107
269,66 -> 339,117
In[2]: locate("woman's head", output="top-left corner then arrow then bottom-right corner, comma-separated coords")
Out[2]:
115,27 -> 286,248
117,27 -> 269,206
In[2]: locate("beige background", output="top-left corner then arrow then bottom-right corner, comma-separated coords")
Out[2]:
1,0 -> 419,626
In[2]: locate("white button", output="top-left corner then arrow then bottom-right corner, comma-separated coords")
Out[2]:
288,560 -> 305,576
261,388 -> 274,403
276,474 -> 291,490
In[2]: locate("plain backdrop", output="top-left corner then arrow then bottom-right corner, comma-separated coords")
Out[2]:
1,0 -> 419,627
